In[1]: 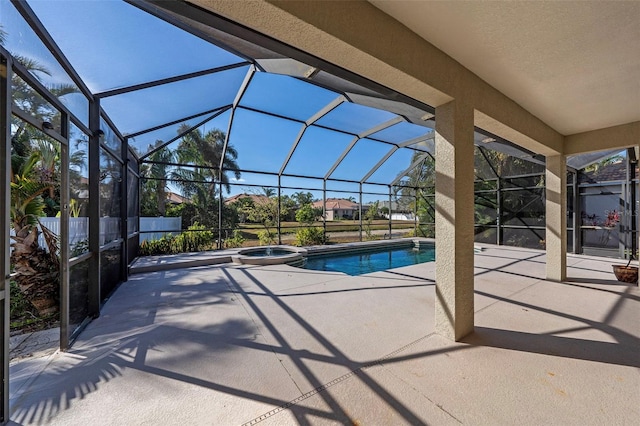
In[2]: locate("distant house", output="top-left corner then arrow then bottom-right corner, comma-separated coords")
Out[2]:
224,193 -> 271,223
224,193 -> 270,206
313,198 -> 361,220
166,191 -> 191,205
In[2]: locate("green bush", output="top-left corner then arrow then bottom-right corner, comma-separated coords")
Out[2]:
10,280 -> 33,320
258,229 -> 276,245
295,204 -> 318,225
9,279 -> 58,332
295,227 -> 327,246
175,223 -> 214,252
224,230 -> 245,248
139,235 -> 176,256
70,239 -> 89,257
138,223 -> 215,256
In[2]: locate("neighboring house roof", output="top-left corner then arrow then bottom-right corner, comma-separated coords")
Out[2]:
313,198 -> 359,211
579,161 -> 638,184
224,193 -> 270,205
166,192 -> 191,204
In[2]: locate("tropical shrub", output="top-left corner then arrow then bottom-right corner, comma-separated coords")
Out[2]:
10,280 -> 34,322
138,235 -> 175,256
176,226 -> 213,253
363,201 -> 379,240
70,239 -> 89,257
295,204 -> 318,225
224,230 -> 245,248
295,227 -> 326,246
258,229 -> 276,246
138,223 -> 215,255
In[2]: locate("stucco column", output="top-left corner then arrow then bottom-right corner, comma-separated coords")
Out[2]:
545,154 -> 567,281
434,100 -> 475,341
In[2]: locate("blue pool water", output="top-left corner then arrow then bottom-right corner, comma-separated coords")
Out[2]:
302,244 -> 435,276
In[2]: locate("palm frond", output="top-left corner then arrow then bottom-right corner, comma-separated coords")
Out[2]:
49,83 -> 78,98
13,55 -> 51,77
37,218 -> 60,263
11,180 -> 52,206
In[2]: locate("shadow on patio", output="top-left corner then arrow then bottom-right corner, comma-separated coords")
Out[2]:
9,245 -> 639,425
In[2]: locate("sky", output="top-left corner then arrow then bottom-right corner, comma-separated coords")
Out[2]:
1,0 -> 435,203
2,0 -> 626,202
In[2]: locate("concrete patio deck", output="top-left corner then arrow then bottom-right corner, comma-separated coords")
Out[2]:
8,244 -> 639,425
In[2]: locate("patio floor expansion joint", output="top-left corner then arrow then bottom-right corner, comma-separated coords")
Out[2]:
241,333 -> 434,426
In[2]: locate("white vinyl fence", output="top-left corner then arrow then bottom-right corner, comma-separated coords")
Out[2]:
39,217 -> 120,248
139,217 -> 182,243
11,216 -> 182,250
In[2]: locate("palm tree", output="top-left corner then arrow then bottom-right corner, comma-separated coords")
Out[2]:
138,125 -> 242,235
169,125 -> 241,224
69,135 -> 89,217
12,56 -> 77,136
393,151 -> 436,237
403,151 -> 435,188
475,145 -> 542,179
10,136 -> 60,315
174,124 -> 240,194
292,191 -> 314,207
6,45 -> 76,315
10,55 -> 75,219
261,187 -> 275,198
396,151 -> 435,203
145,145 -> 174,216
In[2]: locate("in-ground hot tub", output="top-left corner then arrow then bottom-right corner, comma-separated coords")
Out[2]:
231,246 -> 307,266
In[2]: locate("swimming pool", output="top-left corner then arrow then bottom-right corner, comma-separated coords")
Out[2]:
301,243 -> 435,276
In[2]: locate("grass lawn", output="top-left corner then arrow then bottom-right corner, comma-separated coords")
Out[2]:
236,220 -> 416,240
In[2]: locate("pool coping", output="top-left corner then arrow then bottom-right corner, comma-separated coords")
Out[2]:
129,238 -> 435,274
232,246 -> 308,265
305,238 -> 432,257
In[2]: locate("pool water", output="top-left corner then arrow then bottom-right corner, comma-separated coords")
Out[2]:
302,244 -> 435,276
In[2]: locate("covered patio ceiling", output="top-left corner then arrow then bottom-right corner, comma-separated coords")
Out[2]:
369,0 -> 640,137
183,0 -> 637,161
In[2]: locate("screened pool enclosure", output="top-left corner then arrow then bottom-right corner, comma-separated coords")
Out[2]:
0,0 -> 638,421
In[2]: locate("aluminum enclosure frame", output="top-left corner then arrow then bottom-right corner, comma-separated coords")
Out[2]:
1,4 -> 638,423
